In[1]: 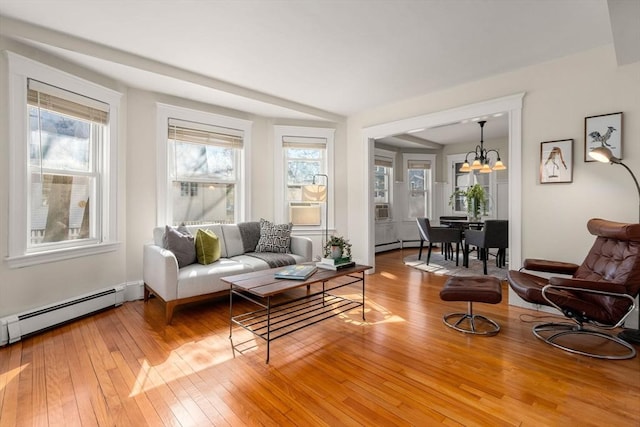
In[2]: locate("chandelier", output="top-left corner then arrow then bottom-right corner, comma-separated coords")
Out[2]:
459,120 -> 506,173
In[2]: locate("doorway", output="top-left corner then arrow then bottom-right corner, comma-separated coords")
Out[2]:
362,93 -> 525,272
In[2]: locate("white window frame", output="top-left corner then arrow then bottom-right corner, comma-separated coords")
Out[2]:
5,51 -> 121,268
156,104 -> 252,226
274,126 -> 335,231
404,153 -> 436,220
374,148 -> 395,221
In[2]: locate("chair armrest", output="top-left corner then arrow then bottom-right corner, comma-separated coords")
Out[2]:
143,243 -> 179,301
523,258 -> 579,275
548,277 -> 629,295
464,229 -> 483,246
290,235 -> 313,261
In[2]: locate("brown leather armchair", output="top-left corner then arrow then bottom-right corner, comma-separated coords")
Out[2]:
507,218 -> 640,359
416,218 -> 463,266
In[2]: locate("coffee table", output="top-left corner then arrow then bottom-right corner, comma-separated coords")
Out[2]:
223,263 -> 371,363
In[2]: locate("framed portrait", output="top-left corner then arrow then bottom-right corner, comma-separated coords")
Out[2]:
540,139 -> 573,184
584,112 -> 623,162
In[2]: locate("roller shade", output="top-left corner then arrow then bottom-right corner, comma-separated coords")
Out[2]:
407,159 -> 431,169
282,136 -> 326,149
28,79 -> 109,125
168,118 -> 243,147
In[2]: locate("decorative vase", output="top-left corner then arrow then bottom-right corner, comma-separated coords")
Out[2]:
330,245 -> 343,259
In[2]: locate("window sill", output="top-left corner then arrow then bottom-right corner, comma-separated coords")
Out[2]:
5,241 -> 122,268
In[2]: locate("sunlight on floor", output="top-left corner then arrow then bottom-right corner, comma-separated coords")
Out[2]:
337,293 -> 405,326
380,271 -> 398,280
129,336 -> 234,397
0,363 -> 28,393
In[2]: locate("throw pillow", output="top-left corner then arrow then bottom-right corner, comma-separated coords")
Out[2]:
255,219 -> 292,254
195,229 -> 221,265
164,225 -> 196,268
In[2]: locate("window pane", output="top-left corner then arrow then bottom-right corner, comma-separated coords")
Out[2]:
172,181 -> 234,225
173,141 -> 234,180
29,107 -> 91,172
408,191 -> 427,218
408,169 -> 425,191
374,165 -> 391,204
287,160 -> 321,185
30,173 -> 93,245
286,148 -> 321,159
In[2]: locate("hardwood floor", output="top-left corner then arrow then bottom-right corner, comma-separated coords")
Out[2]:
1,249 -> 639,426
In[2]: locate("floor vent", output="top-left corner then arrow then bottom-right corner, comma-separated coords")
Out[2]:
0,285 -> 124,346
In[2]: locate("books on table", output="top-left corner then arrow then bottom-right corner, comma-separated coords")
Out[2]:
316,257 -> 355,271
274,264 -> 318,280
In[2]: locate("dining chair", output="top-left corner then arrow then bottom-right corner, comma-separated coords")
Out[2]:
416,218 -> 463,266
463,220 -> 508,274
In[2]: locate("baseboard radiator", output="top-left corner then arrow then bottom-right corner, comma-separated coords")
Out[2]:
0,285 -> 124,346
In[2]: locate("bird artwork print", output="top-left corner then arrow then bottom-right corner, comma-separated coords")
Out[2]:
588,126 -> 616,148
544,146 -> 567,178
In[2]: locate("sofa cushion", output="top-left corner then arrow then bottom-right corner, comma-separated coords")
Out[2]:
256,219 -> 292,253
238,221 -> 261,252
220,224 -> 245,257
164,225 -> 196,268
195,229 -> 221,265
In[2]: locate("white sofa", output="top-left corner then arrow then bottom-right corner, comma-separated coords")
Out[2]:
143,222 -> 312,323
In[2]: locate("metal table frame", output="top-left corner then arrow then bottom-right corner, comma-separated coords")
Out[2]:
227,266 -> 368,363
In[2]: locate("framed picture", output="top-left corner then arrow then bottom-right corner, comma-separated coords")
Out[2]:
584,112 -> 623,162
540,139 -> 573,184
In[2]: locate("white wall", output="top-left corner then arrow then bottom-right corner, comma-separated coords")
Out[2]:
347,45 -> 640,325
0,37 -> 348,319
0,38 -> 129,316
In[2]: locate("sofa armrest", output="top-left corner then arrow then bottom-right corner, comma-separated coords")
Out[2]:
290,235 -> 313,261
143,243 -> 179,301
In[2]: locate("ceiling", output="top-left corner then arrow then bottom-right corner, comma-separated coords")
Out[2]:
0,0 -> 637,146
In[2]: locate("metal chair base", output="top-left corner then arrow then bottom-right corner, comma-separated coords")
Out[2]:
532,322 -> 637,360
442,302 -> 500,336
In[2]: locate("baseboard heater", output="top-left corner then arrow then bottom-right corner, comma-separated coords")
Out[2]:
0,285 -> 124,346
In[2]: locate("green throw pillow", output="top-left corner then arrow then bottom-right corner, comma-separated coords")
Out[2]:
196,229 -> 221,265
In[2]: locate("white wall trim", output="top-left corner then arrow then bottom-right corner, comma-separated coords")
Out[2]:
273,125 -> 335,229
4,50 -> 122,267
362,93 -> 525,276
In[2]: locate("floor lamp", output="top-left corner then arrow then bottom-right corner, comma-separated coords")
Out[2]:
303,174 -> 328,256
589,146 -> 640,344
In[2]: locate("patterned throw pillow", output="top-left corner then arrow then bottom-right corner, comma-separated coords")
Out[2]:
163,225 -> 196,268
195,229 -> 221,265
255,219 -> 292,253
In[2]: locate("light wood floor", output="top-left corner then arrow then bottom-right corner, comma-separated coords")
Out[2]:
1,249 -> 639,426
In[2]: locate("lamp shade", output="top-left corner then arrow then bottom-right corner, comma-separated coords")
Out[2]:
479,163 -> 492,174
302,184 -> 327,202
492,160 -> 506,171
470,159 -> 482,170
459,162 -> 471,172
589,146 -> 620,164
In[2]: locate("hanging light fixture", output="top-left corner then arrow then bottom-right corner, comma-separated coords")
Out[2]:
459,120 -> 506,173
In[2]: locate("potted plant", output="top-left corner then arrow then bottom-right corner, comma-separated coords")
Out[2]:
323,235 -> 352,259
449,184 -> 487,220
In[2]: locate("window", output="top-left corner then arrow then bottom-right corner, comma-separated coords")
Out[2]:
274,126 -> 334,228
157,104 -> 252,226
406,158 -> 432,219
449,154 -> 494,216
167,118 -> 243,225
6,52 -> 121,267
374,157 -> 392,204
374,156 -> 393,221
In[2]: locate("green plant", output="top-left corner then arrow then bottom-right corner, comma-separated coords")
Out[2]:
323,235 -> 352,258
449,184 -> 487,219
